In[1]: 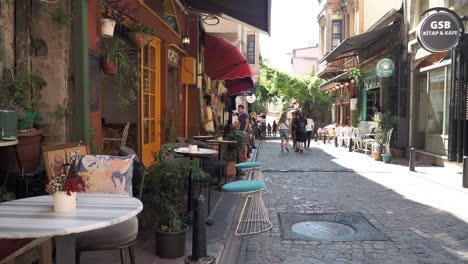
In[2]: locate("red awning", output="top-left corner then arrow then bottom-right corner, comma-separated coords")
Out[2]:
204,33 -> 254,95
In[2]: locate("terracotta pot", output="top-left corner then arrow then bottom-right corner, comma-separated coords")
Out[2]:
226,161 -> 236,176
100,18 -> 116,38
129,32 -> 152,48
17,129 -> 42,173
102,59 -> 118,75
372,151 -> 380,161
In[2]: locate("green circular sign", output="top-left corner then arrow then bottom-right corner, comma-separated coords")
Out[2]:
376,58 -> 395,78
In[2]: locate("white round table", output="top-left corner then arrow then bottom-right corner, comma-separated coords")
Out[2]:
0,193 -> 143,264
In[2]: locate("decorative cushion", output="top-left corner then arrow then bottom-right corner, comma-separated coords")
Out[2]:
235,162 -> 263,169
223,180 -> 265,193
76,155 -> 134,196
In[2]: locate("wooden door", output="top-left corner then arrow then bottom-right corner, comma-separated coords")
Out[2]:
140,39 -> 161,166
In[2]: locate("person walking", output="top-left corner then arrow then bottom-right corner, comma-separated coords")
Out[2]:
294,111 -> 307,153
291,111 -> 297,149
305,114 -> 314,148
278,113 -> 290,153
267,123 -> 272,137
238,104 -> 250,161
272,121 -> 278,138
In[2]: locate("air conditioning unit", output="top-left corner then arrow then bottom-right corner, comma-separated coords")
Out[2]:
181,57 -> 196,85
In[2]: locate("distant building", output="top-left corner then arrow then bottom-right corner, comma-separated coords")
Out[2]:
290,46 -> 319,77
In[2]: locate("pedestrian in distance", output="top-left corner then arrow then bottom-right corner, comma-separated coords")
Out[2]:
305,114 -> 314,148
272,121 -> 278,138
291,111 -> 298,149
278,113 -> 290,153
267,123 -> 272,137
238,104 -> 250,161
294,111 -> 307,153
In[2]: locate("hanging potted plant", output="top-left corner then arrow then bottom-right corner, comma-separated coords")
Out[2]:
100,37 -> 132,75
129,23 -> 154,48
377,112 -> 398,164
100,0 -> 137,38
140,146 -> 204,258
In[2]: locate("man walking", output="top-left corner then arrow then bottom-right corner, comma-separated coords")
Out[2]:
305,114 -> 314,148
238,105 -> 250,161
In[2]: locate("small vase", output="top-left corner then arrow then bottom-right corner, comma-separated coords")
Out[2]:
53,191 -> 77,213
188,144 -> 198,153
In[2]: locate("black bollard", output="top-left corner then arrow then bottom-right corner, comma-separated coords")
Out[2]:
409,148 -> 415,172
348,139 -> 353,152
185,195 -> 215,264
334,136 -> 338,147
463,157 -> 468,188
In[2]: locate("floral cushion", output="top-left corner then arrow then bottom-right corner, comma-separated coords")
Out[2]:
76,155 -> 134,196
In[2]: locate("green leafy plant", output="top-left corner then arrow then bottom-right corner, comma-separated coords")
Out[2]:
0,70 -> 46,121
101,0 -> 138,24
51,4 -> 72,25
140,145 -> 205,232
375,112 -> 398,154
130,23 -> 154,35
100,37 -> 139,105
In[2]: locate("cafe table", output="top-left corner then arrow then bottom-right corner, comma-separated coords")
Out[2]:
0,193 -> 143,264
175,147 -> 218,214
192,135 -> 215,141
205,139 -> 237,160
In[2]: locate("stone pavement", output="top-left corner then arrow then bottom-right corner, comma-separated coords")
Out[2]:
227,139 -> 468,264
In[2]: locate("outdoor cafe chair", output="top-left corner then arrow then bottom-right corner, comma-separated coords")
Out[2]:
75,148 -> 146,264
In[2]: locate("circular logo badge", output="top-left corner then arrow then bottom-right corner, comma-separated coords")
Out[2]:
376,58 -> 395,78
416,11 -> 461,53
245,94 -> 256,103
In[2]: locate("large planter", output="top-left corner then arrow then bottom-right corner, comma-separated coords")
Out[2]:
102,59 -> 118,75
16,129 -> 43,172
100,18 -> 116,38
382,154 -> 393,164
154,226 -> 188,258
0,110 -> 18,140
129,32 -> 152,48
226,161 -> 236,176
53,191 -> 77,213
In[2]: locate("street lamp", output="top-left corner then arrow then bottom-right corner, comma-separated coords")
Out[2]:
182,35 -> 190,46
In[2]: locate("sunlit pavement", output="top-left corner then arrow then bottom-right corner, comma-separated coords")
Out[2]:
230,139 -> 468,264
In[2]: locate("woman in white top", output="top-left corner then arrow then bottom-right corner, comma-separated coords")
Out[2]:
278,113 -> 290,152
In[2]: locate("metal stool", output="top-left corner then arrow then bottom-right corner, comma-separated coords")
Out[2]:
235,162 -> 268,194
223,180 -> 272,236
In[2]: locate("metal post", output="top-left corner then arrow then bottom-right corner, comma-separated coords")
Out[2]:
409,148 -> 415,171
348,139 -> 353,152
463,156 -> 468,188
185,195 -> 215,264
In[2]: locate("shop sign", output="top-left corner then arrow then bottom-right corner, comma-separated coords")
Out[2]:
168,48 -> 180,66
416,9 -> 462,53
376,58 -> 395,78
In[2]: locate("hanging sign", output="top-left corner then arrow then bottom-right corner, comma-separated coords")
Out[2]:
376,58 -> 395,78
416,9 -> 462,53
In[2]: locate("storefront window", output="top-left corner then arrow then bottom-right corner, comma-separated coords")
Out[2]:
427,68 -> 445,134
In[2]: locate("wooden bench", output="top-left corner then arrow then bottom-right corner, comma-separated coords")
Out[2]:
0,238 -> 52,264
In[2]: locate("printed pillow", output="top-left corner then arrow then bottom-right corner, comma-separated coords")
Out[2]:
76,155 -> 135,196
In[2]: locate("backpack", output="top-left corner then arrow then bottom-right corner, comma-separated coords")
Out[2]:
297,117 -> 307,133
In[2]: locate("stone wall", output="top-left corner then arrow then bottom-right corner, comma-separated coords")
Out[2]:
0,0 -> 15,81
30,0 -> 72,144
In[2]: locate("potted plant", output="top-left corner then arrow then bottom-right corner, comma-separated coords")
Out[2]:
187,139 -> 198,153
224,131 -> 248,174
0,70 -> 46,172
129,23 -> 154,47
45,147 -> 86,212
140,146 -> 204,258
100,0 -> 137,38
376,112 -> 398,164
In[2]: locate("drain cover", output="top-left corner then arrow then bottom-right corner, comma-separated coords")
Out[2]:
291,221 -> 355,240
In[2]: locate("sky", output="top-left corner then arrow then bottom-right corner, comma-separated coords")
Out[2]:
260,0 -> 320,73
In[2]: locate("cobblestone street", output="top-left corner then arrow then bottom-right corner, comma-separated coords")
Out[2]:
230,140 -> 468,264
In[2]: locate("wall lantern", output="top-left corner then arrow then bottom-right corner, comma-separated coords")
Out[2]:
182,35 -> 190,45
350,98 -> 358,110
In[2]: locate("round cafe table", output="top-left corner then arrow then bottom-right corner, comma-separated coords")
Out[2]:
192,135 -> 215,141
0,193 -> 143,264
205,139 -> 237,160
175,147 -> 218,214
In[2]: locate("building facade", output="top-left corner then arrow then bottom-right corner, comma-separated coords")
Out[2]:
291,46 -> 320,77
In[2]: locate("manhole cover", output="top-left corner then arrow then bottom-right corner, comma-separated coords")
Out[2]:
291,221 -> 355,240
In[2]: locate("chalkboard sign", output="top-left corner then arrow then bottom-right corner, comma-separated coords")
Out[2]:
89,54 -> 100,112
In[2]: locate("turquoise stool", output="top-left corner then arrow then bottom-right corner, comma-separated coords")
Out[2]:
235,162 -> 268,194
223,181 -> 272,236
